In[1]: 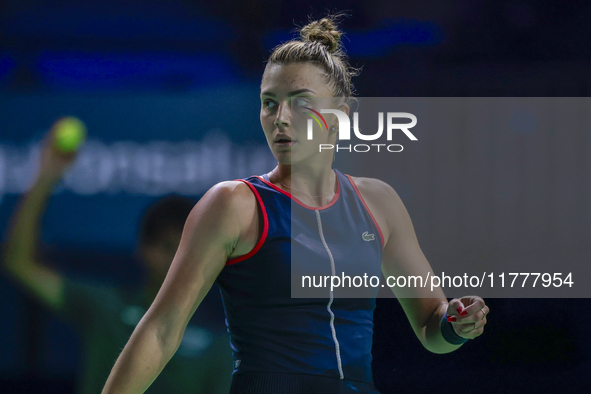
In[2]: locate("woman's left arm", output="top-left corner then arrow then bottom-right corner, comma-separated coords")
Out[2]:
353,177 -> 489,354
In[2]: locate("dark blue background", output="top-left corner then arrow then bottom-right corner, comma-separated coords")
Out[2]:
1,1 -> 591,393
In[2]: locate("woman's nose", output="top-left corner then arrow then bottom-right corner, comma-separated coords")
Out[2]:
274,102 -> 290,127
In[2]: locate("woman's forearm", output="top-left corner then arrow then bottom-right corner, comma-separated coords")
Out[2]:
4,176 -> 56,270
101,318 -> 179,394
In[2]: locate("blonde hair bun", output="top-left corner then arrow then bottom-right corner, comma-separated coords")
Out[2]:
300,17 -> 342,53
266,12 -> 360,98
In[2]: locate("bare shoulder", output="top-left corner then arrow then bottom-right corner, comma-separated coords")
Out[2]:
187,180 -> 257,231
201,180 -> 256,202
196,180 -> 256,210
347,175 -> 402,211
184,180 -> 260,260
347,175 -> 406,243
347,176 -> 397,198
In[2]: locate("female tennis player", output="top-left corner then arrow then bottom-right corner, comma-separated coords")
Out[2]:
101,14 -> 489,394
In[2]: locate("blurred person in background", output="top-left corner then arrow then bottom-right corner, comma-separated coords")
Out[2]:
2,127 -> 233,394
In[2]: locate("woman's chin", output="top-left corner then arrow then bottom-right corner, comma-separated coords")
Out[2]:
274,151 -> 294,165
277,156 -> 293,166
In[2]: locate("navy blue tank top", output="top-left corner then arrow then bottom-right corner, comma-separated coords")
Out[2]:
216,169 -> 384,386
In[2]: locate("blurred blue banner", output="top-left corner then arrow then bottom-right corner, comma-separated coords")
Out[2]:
0,86 -> 275,249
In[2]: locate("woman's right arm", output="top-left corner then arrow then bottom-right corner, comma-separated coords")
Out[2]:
101,180 -> 259,394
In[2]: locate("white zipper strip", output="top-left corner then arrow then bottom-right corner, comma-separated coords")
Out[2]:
315,209 -> 344,380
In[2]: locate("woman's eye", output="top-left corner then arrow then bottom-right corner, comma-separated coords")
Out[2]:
294,98 -> 308,107
263,98 -> 308,109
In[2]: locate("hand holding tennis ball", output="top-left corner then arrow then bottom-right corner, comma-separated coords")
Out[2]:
36,116 -> 87,184
52,116 -> 87,153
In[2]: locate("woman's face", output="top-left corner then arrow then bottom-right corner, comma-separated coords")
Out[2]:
260,62 -> 344,165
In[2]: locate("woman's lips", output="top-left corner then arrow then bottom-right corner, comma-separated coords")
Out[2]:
275,140 -> 296,147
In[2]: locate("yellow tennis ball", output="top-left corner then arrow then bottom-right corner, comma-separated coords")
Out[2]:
53,117 -> 87,152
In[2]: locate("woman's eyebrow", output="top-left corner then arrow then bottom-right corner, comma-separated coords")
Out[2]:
261,88 -> 316,97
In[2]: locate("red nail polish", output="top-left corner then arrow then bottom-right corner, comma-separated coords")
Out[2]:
457,307 -> 463,313
460,310 -> 468,317
447,315 -> 456,322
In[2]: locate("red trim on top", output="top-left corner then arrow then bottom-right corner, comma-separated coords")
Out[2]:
257,174 -> 341,211
346,174 -> 385,250
225,180 -> 269,265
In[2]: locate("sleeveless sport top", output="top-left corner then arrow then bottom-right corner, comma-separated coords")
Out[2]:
216,169 -> 384,386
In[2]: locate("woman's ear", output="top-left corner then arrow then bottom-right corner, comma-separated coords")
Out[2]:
329,124 -> 339,137
340,103 -> 350,118
329,102 -> 349,136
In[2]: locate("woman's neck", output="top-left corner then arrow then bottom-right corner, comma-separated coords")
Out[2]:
270,164 -> 336,207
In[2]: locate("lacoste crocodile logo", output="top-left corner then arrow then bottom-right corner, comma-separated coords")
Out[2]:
362,231 -> 375,241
